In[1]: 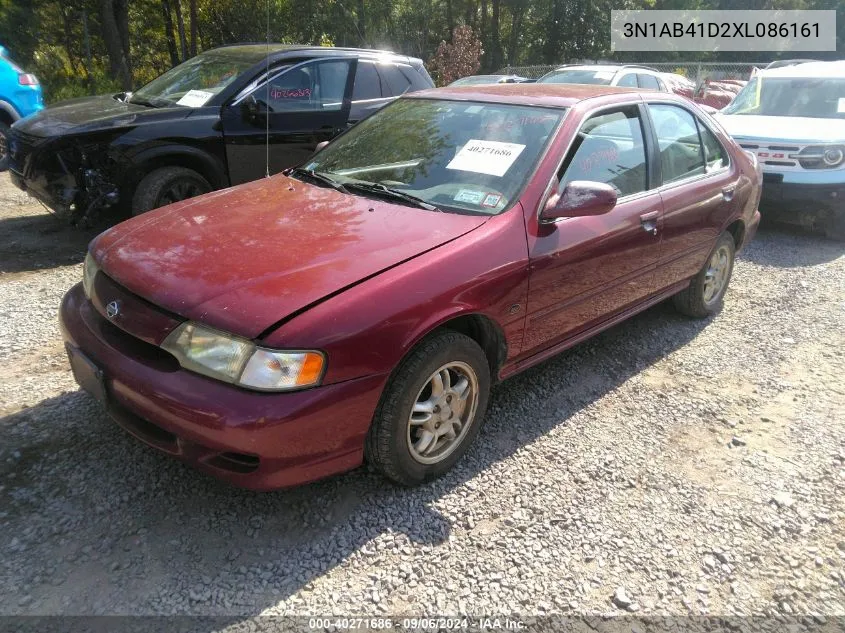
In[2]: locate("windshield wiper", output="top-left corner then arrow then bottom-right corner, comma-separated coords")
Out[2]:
342,182 -> 438,211
288,168 -> 349,194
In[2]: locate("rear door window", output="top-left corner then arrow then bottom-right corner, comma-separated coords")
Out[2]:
558,106 -> 648,197
648,104 -> 706,183
697,121 -> 728,172
352,61 -> 384,101
378,63 -> 415,96
638,74 -> 660,90
616,73 -> 638,88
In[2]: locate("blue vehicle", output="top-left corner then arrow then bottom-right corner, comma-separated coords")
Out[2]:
0,45 -> 43,170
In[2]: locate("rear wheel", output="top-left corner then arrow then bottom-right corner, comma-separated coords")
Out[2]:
0,121 -> 10,172
673,231 -> 735,318
366,330 -> 491,486
131,166 -> 211,215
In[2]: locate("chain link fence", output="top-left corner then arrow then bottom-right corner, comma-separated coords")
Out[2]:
498,61 -> 765,86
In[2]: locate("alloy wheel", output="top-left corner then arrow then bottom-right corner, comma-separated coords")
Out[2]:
703,244 -> 731,304
407,361 -> 479,465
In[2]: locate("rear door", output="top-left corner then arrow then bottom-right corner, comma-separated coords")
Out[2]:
645,102 -> 740,288
349,59 -> 392,125
523,104 -> 664,354
221,58 -> 355,185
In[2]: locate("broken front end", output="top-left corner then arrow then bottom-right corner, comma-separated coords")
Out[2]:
8,130 -> 121,225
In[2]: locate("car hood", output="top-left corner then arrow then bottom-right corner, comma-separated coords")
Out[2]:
13,94 -> 193,137
716,114 -> 845,143
91,176 -> 488,339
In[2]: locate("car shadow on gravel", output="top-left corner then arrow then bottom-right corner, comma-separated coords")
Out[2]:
740,223 -> 845,268
0,212 -> 101,275
0,301 -> 712,615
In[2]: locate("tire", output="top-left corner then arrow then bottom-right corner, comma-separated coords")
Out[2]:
131,166 -> 211,215
365,330 -> 491,486
0,121 -> 10,172
673,231 -> 736,318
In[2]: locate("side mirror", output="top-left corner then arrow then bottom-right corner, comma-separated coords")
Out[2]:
541,181 -> 618,222
315,140 -> 329,152
241,95 -> 266,122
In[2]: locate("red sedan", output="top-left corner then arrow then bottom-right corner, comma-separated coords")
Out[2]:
60,84 -> 761,489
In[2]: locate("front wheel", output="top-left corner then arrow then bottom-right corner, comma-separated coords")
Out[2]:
131,166 -> 211,215
366,330 -> 491,486
673,231 -> 736,318
0,121 -> 10,171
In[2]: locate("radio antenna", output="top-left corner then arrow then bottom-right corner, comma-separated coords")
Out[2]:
264,0 -> 270,178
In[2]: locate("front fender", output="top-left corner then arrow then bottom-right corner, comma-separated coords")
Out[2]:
123,143 -> 229,189
262,207 -> 530,386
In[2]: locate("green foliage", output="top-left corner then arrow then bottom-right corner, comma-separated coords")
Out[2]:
429,25 -> 483,85
0,0 -> 842,103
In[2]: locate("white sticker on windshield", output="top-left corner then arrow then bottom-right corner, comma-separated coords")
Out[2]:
176,89 -> 214,107
454,189 -> 486,205
446,140 -> 526,177
838,98 -> 845,113
464,105 -> 484,114
594,71 -> 615,80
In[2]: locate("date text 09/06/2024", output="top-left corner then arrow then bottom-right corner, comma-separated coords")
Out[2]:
307,617 -> 526,630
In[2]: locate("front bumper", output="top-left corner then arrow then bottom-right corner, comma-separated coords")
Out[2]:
59,283 -> 387,490
759,171 -> 845,228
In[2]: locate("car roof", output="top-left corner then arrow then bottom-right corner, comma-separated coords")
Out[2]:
408,83 -> 649,108
205,43 -> 421,64
756,60 -> 845,78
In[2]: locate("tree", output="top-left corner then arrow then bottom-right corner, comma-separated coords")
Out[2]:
174,0 -> 189,61
99,0 -> 132,90
428,24 -> 484,86
189,0 -> 198,56
161,0 -> 180,66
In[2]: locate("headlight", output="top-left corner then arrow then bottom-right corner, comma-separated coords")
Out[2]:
795,144 -> 845,169
161,322 -> 325,392
82,252 -> 100,298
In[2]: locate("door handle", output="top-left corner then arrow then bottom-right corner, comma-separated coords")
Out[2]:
640,211 -> 660,236
722,186 -> 736,202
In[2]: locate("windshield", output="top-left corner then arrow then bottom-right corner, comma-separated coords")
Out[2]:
538,69 -> 615,85
130,52 -> 258,107
723,77 -> 845,119
303,99 -> 565,215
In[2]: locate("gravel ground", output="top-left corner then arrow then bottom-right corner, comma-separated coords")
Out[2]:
1,174 -> 844,624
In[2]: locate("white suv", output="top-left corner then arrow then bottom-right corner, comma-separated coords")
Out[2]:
716,61 -> 845,239
536,64 -> 670,92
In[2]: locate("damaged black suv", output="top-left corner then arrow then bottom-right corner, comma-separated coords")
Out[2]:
8,44 -> 432,223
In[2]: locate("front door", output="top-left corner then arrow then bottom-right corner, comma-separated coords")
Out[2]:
221,58 -> 355,185
523,105 -> 663,354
